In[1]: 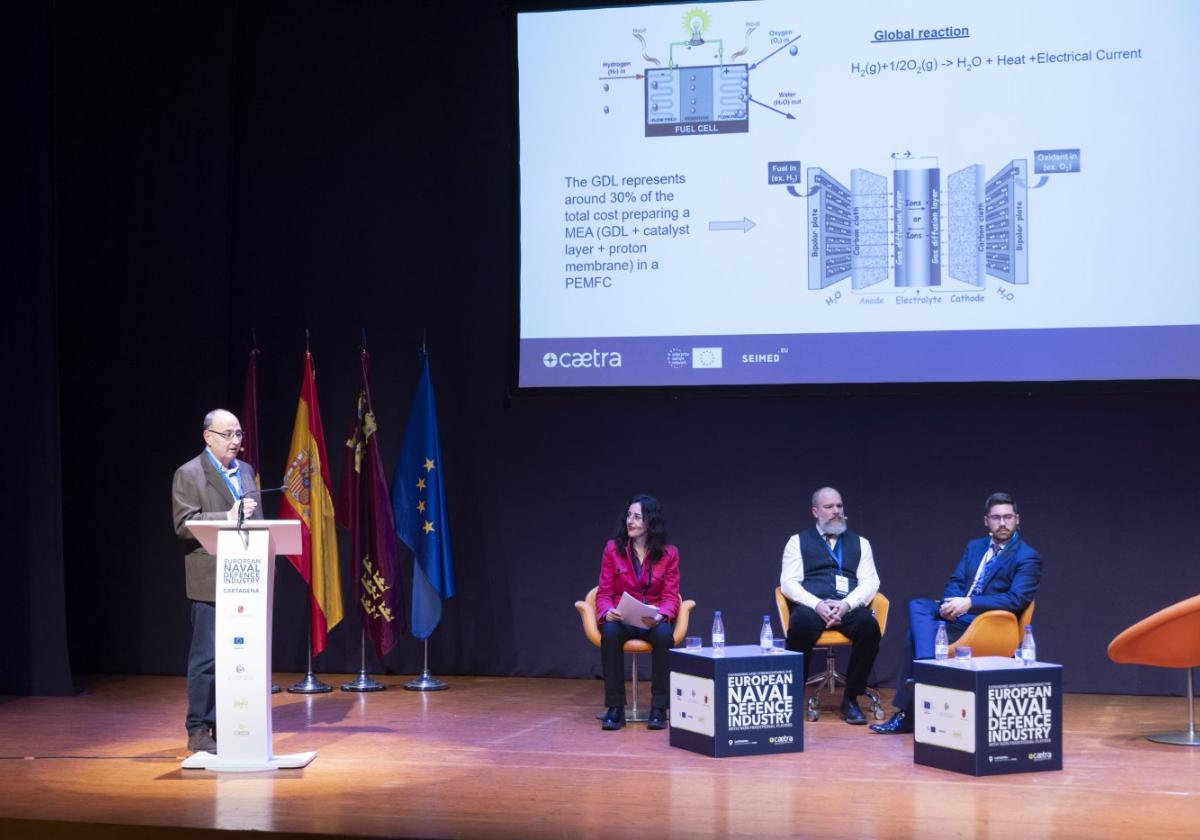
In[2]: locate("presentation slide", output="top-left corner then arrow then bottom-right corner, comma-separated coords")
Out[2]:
516,0 -> 1200,387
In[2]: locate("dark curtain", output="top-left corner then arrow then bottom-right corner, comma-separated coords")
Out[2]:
4,1 -> 1194,697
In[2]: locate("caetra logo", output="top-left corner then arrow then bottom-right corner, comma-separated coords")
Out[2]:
541,349 -> 623,369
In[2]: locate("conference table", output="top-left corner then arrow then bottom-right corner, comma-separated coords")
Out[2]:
668,644 -> 805,758
913,655 -> 1063,775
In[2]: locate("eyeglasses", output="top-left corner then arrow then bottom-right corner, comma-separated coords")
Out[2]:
986,514 -> 1017,523
206,428 -> 244,441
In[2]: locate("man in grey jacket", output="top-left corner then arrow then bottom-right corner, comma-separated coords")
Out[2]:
171,408 -> 261,753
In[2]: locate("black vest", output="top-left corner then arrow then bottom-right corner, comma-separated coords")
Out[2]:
798,528 -> 862,600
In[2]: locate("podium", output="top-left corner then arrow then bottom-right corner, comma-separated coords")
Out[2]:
181,519 -> 316,772
913,656 -> 1063,776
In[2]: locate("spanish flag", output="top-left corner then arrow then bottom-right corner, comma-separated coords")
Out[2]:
279,351 -> 344,655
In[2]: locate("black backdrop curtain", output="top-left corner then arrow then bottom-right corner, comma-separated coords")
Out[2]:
3,1 -> 1196,697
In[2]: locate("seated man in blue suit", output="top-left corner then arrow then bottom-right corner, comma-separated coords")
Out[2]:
870,491 -> 1041,734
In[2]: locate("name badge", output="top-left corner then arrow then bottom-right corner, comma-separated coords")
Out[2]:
835,575 -> 850,596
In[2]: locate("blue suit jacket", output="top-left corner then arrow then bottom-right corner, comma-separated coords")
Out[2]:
943,531 -> 1041,620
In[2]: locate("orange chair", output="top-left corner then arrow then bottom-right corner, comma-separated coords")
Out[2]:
1107,593 -> 1200,746
949,600 -> 1037,658
576,586 -> 696,722
775,587 -> 889,721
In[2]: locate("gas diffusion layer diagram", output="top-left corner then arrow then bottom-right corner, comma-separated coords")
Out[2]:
807,157 -> 1030,291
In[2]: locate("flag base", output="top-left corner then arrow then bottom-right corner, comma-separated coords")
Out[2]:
405,669 -> 448,691
287,672 -> 333,694
341,672 -> 386,692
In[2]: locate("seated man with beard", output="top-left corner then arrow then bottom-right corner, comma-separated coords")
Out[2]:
780,486 -> 881,725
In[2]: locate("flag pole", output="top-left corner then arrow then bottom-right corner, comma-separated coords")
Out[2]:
248,328 -> 281,696
342,629 -> 386,692
288,627 -> 332,693
405,638 -> 448,691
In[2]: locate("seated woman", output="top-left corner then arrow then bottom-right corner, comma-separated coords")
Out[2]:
595,494 -> 681,730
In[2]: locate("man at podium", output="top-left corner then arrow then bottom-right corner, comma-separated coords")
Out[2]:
171,408 -> 262,753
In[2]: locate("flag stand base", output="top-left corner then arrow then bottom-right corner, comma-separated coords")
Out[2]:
288,633 -> 332,693
342,671 -> 386,692
405,669 -> 448,691
288,673 -> 333,694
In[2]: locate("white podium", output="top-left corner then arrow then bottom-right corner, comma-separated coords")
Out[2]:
181,519 -> 316,772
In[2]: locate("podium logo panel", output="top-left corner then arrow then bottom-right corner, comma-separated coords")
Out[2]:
222,555 -> 263,596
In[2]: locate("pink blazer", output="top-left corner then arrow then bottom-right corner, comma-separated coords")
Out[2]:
595,540 -> 680,624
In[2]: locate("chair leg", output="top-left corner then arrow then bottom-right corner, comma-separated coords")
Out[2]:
804,646 -> 846,720
1148,667 -> 1200,746
803,647 -> 846,694
626,651 -> 648,723
864,687 -> 886,721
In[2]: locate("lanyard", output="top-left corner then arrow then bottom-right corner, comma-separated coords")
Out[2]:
821,534 -> 844,572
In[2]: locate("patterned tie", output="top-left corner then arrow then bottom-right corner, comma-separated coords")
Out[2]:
971,545 -> 1002,595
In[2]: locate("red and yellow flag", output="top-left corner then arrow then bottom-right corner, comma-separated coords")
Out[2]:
279,351 -> 344,655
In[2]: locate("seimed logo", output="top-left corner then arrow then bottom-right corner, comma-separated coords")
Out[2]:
542,349 -> 623,369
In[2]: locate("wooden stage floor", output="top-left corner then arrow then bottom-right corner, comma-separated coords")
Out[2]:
0,674 -> 1197,839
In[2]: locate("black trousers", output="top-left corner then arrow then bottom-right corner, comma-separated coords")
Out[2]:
785,604 -> 881,699
600,620 -> 673,709
186,600 -> 216,735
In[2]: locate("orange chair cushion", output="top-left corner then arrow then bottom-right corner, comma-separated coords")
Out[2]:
1108,593 -> 1200,668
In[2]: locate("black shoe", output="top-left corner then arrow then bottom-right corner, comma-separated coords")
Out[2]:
601,706 -> 625,730
187,728 -> 217,753
647,707 -> 668,730
869,710 -> 913,734
839,697 -> 867,725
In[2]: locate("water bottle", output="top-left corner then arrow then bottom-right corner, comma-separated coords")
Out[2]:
759,615 -> 774,653
711,610 -> 725,655
1020,625 -> 1036,665
934,621 -> 949,661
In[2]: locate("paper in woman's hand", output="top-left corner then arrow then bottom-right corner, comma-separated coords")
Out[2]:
617,591 -> 658,628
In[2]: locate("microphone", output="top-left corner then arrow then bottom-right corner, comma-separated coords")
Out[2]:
235,485 -> 286,533
242,484 -> 288,497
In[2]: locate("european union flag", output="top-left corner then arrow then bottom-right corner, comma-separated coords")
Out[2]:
392,351 -> 456,640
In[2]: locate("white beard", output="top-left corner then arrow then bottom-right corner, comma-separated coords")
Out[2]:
820,517 -> 848,536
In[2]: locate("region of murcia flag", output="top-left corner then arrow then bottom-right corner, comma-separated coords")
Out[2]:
336,348 -> 405,655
